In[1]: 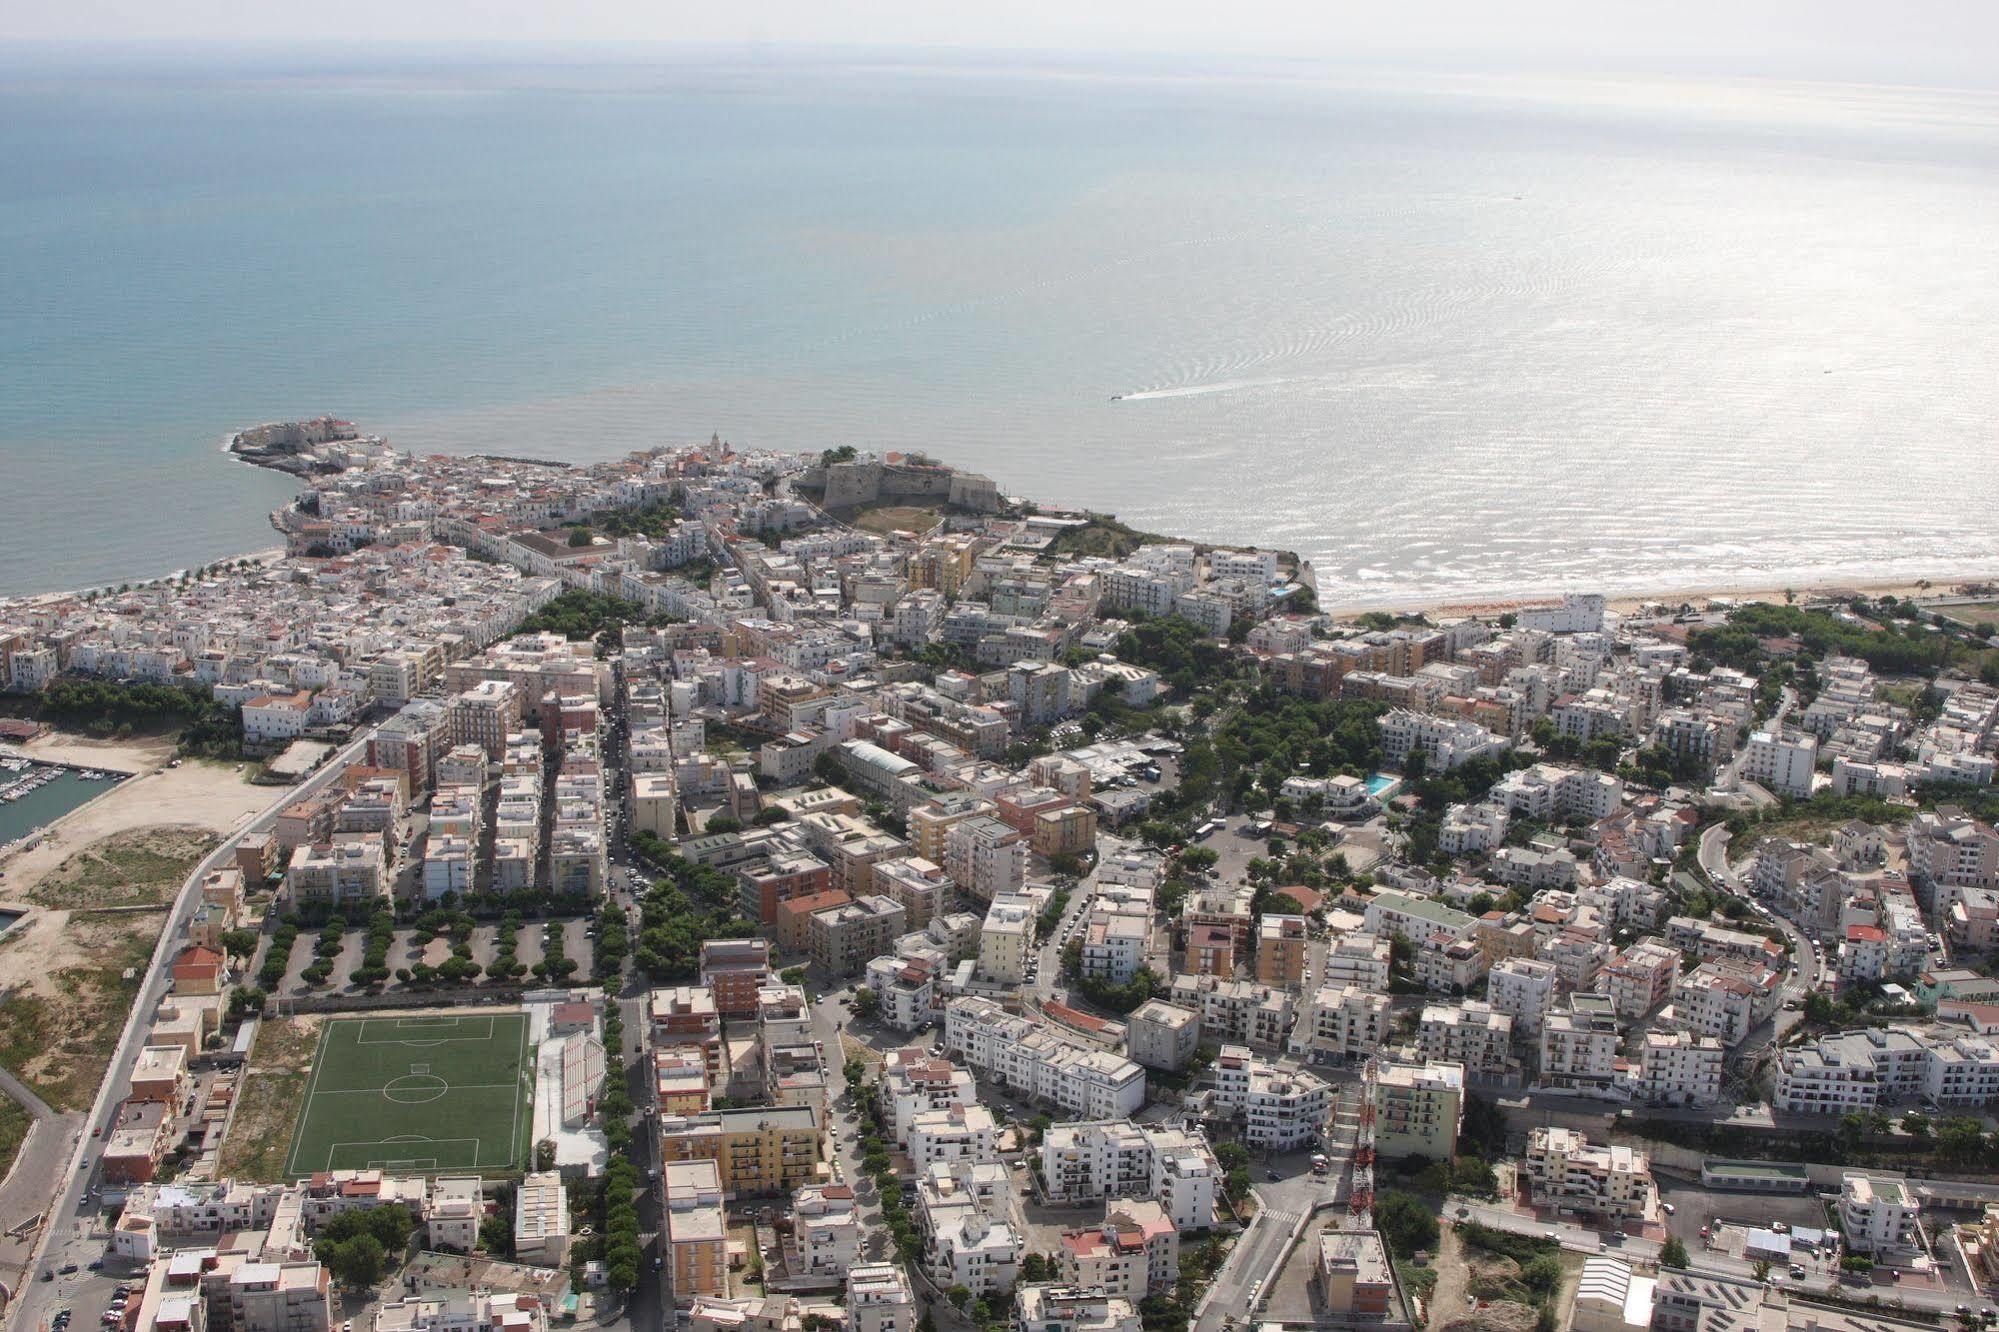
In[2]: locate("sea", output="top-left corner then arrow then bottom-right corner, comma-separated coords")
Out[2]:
4,48 -> 1999,605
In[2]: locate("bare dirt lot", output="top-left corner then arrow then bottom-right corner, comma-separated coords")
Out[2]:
0,734 -> 278,1117
0,907 -> 164,1110
218,1016 -> 322,1183
25,826 -> 218,909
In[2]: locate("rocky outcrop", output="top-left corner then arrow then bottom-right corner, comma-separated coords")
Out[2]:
228,416 -> 358,476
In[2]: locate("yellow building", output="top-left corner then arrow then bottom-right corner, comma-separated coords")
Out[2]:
1032,804 -> 1098,859
908,795 -> 988,864
656,1106 -> 824,1199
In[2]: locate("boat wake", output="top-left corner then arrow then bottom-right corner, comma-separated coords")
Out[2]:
1114,377 -> 1293,401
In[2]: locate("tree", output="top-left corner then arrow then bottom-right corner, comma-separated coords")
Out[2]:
853,987 -> 881,1020
219,929 -> 260,958
1751,1260 -> 1771,1284
323,1234 -> 387,1287
1374,1189 -> 1439,1257
946,1286 -> 972,1310
1661,1237 -> 1689,1269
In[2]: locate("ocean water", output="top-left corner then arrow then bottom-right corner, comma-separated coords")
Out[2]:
3,51 -> 1998,603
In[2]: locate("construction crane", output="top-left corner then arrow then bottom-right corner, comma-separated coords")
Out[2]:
1344,1056 -> 1377,1231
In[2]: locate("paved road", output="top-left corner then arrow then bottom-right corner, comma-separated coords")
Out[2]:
1192,1091 -> 1352,1332
5,736 -> 368,1332
1698,822 -> 1820,997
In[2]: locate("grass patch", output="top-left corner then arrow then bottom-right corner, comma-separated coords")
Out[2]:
0,921 -> 158,1110
1047,513 -> 1170,560
851,504 -> 942,537
283,1013 -> 533,1176
1939,601 -> 1999,630
27,826 -> 218,910
218,1017 -> 321,1183
0,1091 -> 32,1182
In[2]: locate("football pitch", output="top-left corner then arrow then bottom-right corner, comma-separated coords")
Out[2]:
283,1012 -> 534,1177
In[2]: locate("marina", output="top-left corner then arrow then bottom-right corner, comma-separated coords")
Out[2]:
0,759 -> 124,857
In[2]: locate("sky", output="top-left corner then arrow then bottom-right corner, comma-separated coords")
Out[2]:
3,0 -> 1998,87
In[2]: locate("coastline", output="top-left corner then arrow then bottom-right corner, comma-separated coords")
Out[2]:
1321,571 -> 1999,622
1,547 -> 287,611
10,428 -> 1999,625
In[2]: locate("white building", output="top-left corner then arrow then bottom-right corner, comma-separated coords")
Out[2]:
1741,728 -> 1819,799
1379,710 -> 1505,772
1039,1120 -> 1220,1231
1291,984 -> 1391,1063
1487,957 -> 1561,1036
944,997 -> 1146,1121
1206,1044 -> 1331,1150
1629,1031 -> 1725,1108
1522,1126 -> 1657,1226
1419,1001 -> 1514,1077
1838,1174 -> 1922,1255
848,1265 -> 917,1332
908,1103 -> 1001,1172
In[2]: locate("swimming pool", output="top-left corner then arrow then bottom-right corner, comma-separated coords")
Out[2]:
1365,773 -> 1403,800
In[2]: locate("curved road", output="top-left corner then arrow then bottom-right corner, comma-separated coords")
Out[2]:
5,737 -> 367,1332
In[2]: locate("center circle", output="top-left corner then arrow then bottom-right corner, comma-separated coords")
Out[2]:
383,1073 -> 449,1104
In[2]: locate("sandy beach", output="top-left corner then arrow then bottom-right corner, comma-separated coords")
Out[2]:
1324,572 -> 1999,623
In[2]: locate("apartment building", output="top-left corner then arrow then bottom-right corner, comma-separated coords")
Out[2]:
807,895 -> 907,978
654,1106 -> 824,1199
512,1172 -> 571,1268
918,1163 -> 1022,1297
1522,1127 -> 1657,1226
946,816 -> 1029,904
663,1160 -> 730,1302
881,1048 -> 978,1146
1291,984 -> 1391,1063
1670,958 -> 1780,1047
1057,1201 -> 1177,1303
1537,995 -> 1623,1093
1838,1174 -> 1922,1255
1321,932 -> 1393,991
1015,1286 -> 1141,1332
1039,1120 -> 1220,1231
1379,709 -> 1504,770
1207,1045 -> 1333,1150
1123,1000 -> 1200,1073
1419,1001 -> 1515,1077
1599,940 -> 1679,1021
848,1265 -> 917,1332
788,1182 -> 863,1279
943,997 -> 1147,1121
1078,902 -> 1151,986
1372,1060 -> 1465,1162
908,1104 -> 1001,1172
699,939 -> 773,1018
1630,1031 -> 1725,1108
1775,1026 -> 1999,1114
1487,957 -> 1561,1035
1254,914 -> 1310,988
1168,975 -> 1295,1052
980,897 -> 1038,985
283,840 -> 387,909
1740,728 -> 1820,799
